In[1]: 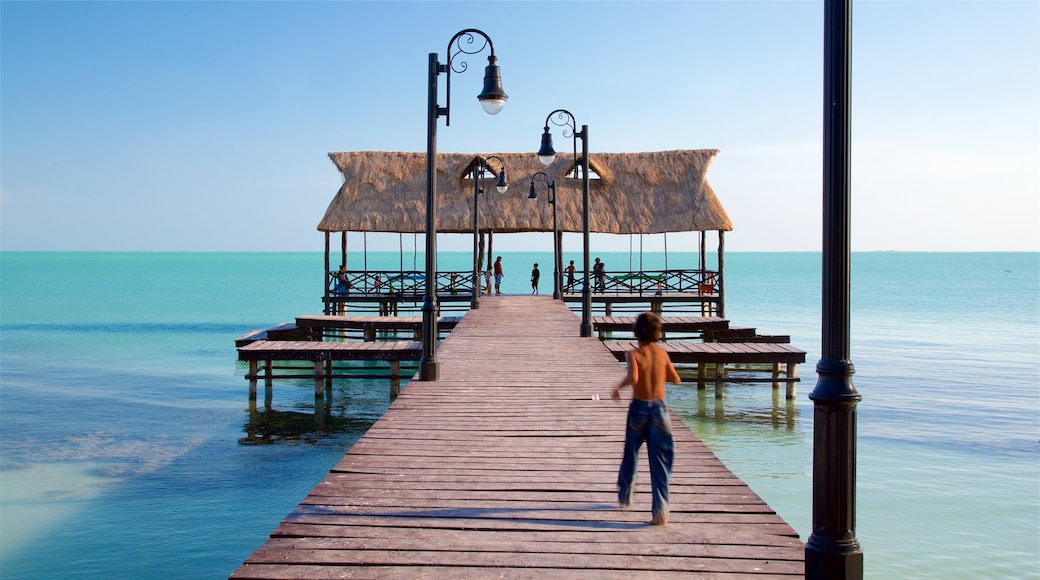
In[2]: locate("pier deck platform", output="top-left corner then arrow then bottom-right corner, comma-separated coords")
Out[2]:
232,296 -> 802,579
295,314 -> 463,340
605,341 -> 805,399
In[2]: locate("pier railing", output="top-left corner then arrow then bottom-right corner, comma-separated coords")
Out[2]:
561,269 -> 719,296
331,269 -> 719,296
329,270 -> 474,297
325,268 -> 720,315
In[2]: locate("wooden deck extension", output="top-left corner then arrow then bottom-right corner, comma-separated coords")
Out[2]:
232,296 -> 803,579
605,341 -> 805,400
238,340 -> 422,397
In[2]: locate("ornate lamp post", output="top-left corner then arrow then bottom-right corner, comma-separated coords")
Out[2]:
471,155 -> 508,309
536,109 -> 592,336
528,172 -> 560,299
805,0 -> 863,577
421,29 -> 507,381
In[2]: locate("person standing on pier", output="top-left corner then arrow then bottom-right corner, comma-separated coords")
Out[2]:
530,263 -> 540,294
593,257 -> 606,293
611,312 -> 681,526
565,260 -> 576,292
493,256 -> 504,295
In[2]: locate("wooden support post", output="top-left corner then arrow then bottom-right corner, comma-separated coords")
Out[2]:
717,230 -> 726,318
390,361 -> 401,399
697,362 -> 707,391
264,360 -> 273,387
314,361 -> 323,397
772,362 -> 782,390
248,361 -> 258,399
364,324 -> 375,342
714,362 -> 726,399
786,362 -> 798,399
324,232 -> 331,315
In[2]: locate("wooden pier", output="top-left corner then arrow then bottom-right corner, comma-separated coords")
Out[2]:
232,296 -> 803,578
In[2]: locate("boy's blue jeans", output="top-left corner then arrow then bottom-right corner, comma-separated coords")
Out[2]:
617,398 -> 674,519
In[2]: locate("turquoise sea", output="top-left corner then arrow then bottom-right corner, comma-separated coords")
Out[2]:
1,251 -> 1037,578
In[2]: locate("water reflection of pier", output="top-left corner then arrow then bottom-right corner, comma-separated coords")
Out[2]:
691,388 -> 799,429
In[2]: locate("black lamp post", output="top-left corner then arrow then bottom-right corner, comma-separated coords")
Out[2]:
471,155 -> 508,309
421,29 -> 507,381
528,172 -> 560,299
537,109 -> 592,337
805,0 -> 863,577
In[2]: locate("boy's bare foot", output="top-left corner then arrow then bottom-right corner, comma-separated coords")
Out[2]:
650,513 -> 668,526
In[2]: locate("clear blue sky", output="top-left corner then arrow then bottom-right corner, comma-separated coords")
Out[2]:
2,1 -> 1037,253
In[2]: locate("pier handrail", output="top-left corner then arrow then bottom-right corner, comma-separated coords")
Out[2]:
562,269 -> 719,296
332,268 -> 719,299
329,269 -> 476,297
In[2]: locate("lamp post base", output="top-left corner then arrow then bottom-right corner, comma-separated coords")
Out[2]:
580,287 -> 592,337
805,543 -> 863,580
419,360 -> 439,381
419,295 -> 439,381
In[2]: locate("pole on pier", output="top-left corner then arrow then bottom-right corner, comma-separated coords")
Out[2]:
805,0 -> 864,577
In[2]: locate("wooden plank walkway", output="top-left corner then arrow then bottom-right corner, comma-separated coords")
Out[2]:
232,296 -> 803,579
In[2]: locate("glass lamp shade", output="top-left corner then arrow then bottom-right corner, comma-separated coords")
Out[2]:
537,129 -> 556,166
527,181 -> 538,199
478,57 -> 508,115
495,168 -> 508,193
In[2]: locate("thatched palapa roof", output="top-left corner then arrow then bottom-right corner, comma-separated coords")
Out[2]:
318,150 -> 732,235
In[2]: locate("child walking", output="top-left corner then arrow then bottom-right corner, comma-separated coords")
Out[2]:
611,311 -> 681,525
530,263 -> 540,294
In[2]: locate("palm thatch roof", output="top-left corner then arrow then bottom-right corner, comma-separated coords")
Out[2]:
318,150 -> 732,234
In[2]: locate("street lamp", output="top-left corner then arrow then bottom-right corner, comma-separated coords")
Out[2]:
422,29 -> 507,381
805,0 -> 863,577
536,109 -> 592,337
471,155 -> 508,309
528,172 -> 561,299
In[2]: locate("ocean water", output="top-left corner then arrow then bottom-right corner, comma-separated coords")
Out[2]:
1,251 -> 1036,579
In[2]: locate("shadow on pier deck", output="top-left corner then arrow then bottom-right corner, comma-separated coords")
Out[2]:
231,296 -> 803,578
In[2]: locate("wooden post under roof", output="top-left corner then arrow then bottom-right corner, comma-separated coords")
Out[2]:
323,232 -> 331,315
718,231 -> 726,318
699,232 -> 706,272
341,232 -> 347,272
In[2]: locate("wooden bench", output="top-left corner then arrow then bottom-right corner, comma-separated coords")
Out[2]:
235,322 -> 314,347
703,325 -> 791,343
604,341 -> 806,399
591,315 -> 730,340
294,315 -> 462,341
324,292 -> 473,316
237,340 -> 422,397
563,292 -> 720,316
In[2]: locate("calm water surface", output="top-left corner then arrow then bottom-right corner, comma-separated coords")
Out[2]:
1,251 -> 1037,578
